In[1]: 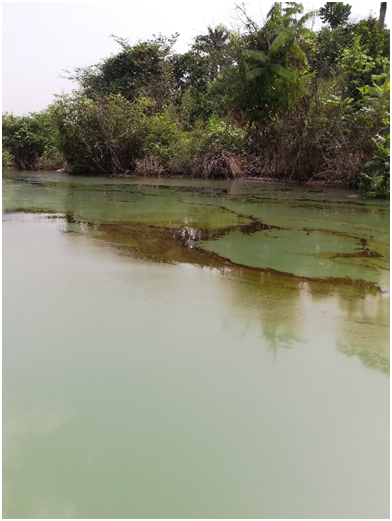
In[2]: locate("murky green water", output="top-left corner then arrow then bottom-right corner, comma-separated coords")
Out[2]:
3,170 -> 390,518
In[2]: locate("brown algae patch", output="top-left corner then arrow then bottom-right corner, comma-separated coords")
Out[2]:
65,217 -> 387,293
4,173 -> 389,284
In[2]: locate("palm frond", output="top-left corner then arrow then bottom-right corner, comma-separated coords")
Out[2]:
297,12 -> 317,27
270,30 -> 290,53
266,21 -> 283,33
242,49 -> 269,63
246,68 -> 267,81
291,42 -> 307,64
267,3 -> 281,20
267,63 -> 297,80
296,27 -> 315,38
283,6 -> 303,20
221,77 -> 243,89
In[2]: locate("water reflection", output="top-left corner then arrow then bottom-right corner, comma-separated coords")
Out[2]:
3,169 -> 389,285
3,204 -> 390,519
58,210 -> 391,374
3,170 -> 389,375
336,292 -> 390,373
215,267 -> 389,372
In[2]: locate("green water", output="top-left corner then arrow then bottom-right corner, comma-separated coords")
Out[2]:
2,170 -> 390,518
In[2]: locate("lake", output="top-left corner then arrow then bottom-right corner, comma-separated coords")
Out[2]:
2,169 -> 390,519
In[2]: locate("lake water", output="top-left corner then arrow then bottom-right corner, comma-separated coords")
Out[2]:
2,170 -> 390,518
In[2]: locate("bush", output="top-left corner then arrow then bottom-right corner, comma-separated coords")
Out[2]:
2,111 -> 57,170
189,149 -> 246,179
2,148 -> 12,167
50,93 -> 155,174
145,112 -> 182,164
203,115 -> 247,153
359,134 -> 390,197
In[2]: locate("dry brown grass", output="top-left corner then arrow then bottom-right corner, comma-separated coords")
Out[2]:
190,149 -> 246,179
133,156 -> 164,176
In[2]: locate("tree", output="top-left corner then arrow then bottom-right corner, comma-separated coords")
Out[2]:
192,25 -> 232,81
49,93 -> 156,174
357,69 -> 390,196
311,14 -> 389,79
340,17 -> 390,100
170,26 -> 233,127
66,34 -> 178,110
224,3 -> 315,128
379,2 -> 387,28
319,2 -> 352,28
2,111 -> 57,170
2,148 -> 12,167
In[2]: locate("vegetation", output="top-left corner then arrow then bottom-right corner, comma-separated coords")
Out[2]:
319,2 -> 351,28
356,69 -> 390,197
2,147 -> 12,168
2,2 -> 390,196
2,112 -> 62,170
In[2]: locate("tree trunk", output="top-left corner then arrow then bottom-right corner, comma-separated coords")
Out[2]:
379,2 -> 387,28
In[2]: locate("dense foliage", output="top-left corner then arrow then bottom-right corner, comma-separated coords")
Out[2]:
2,2 -> 390,196
2,112 -> 61,170
319,2 -> 351,28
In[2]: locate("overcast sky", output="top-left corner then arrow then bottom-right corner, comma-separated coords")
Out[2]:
2,1 -> 389,116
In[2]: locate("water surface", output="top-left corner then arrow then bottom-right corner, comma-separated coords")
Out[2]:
3,170 -> 390,518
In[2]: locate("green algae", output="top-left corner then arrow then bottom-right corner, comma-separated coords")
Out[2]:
3,172 -> 390,518
3,169 -> 389,290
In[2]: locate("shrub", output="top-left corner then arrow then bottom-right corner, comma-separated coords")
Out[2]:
359,134 -> 390,197
2,111 -> 57,170
50,93 -> 154,174
2,148 -> 12,167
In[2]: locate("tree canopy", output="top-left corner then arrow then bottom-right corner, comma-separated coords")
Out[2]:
319,2 -> 352,28
2,2 -> 390,196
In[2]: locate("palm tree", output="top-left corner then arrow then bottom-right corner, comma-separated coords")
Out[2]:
192,25 -> 232,81
224,3 -> 315,126
379,2 -> 387,28
193,25 -> 230,55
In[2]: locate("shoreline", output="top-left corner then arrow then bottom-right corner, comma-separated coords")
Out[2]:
3,165 -> 360,189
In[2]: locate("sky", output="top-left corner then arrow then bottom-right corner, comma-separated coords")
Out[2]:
2,1 -> 390,116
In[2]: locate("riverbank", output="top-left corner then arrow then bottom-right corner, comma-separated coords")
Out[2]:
3,163 -> 362,190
